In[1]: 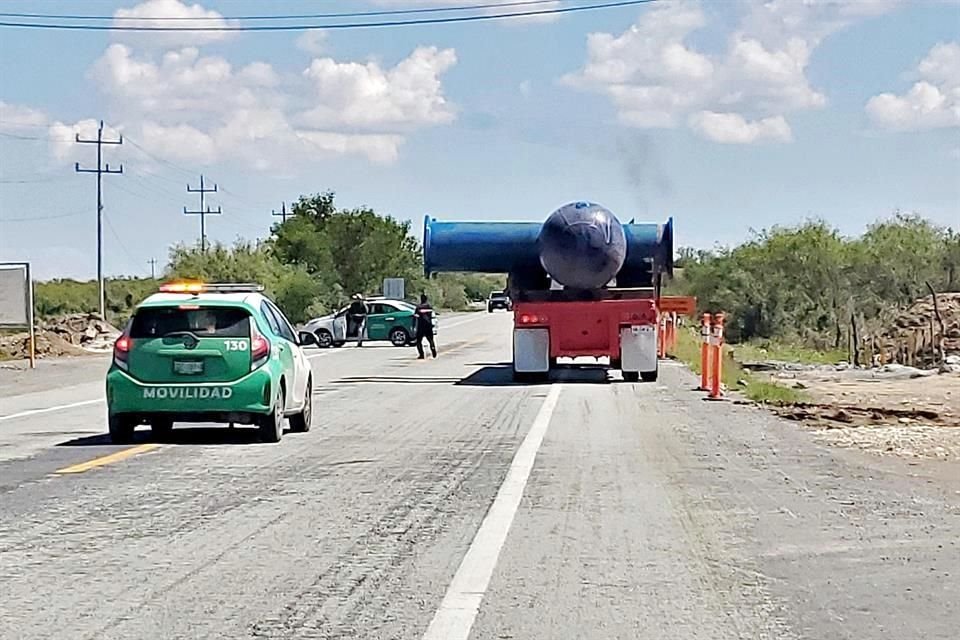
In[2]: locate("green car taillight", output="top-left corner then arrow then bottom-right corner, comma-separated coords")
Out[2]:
113,334 -> 131,371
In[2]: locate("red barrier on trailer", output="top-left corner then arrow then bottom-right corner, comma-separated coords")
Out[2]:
513,298 -> 658,360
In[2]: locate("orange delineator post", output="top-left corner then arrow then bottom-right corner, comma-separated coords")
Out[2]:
710,312 -> 725,399
700,313 -> 711,390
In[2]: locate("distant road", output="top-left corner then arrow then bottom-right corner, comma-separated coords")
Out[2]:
1,312 -> 958,639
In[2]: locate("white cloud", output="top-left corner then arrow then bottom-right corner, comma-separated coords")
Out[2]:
83,40 -> 457,167
866,42 -> 960,131
563,0 -> 904,143
299,46 -> 457,130
90,44 -> 265,119
113,0 -> 233,47
48,119 -> 126,163
689,111 -> 792,144
139,121 -> 217,164
297,131 -> 405,165
296,31 -> 328,56
0,101 -> 48,130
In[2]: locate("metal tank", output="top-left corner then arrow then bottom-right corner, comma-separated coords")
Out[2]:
422,202 -> 673,289
537,202 -> 626,289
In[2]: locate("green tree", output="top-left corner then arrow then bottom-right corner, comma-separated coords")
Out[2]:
675,211 -> 955,346
272,190 -> 424,303
166,239 -> 333,324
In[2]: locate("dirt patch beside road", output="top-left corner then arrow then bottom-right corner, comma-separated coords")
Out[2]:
758,364 -> 960,461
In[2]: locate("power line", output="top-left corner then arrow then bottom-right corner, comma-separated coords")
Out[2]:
75,119 -> 123,319
0,0 -> 563,21
123,135 -> 197,179
103,211 -> 140,274
184,174 -> 221,253
0,0 -> 661,31
0,209 -> 87,222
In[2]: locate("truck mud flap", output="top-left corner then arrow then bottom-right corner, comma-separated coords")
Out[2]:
513,328 -> 550,373
620,325 -> 657,374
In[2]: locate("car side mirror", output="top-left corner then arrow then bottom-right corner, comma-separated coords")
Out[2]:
298,331 -> 318,346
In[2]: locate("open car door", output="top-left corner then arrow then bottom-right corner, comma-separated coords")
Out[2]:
332,308 -> 348,342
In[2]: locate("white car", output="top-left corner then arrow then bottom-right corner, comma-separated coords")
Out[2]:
302,298 -> 438,348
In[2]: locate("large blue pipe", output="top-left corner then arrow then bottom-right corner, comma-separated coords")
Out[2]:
423,203 -> 673,288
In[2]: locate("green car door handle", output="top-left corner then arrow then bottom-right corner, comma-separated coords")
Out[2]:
385,317 -> 395,321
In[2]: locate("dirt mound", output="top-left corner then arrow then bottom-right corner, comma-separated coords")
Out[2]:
0,313 -> 119,361
41,313 -> 120,350
876,293 -> 960,366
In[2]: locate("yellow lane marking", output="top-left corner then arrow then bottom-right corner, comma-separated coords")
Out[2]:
432,338 -> 484,357
55,444 -> 161,475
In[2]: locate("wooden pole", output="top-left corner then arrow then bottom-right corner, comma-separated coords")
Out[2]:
926,281 -> 947,367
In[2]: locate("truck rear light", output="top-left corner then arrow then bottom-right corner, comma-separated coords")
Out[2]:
113,334 -> 130,371
518,313 -> 549,325
250,324 -> 270,370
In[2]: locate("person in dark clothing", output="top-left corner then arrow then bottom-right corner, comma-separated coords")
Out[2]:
347,293 -> 368,346
413,293 -> 437,359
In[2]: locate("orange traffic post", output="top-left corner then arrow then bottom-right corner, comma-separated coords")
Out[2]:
700,313 -> 712,390
710,312 -> 725,399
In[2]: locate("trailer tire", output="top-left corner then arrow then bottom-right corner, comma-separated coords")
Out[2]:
640,369 -> 659,382
623,371 -> 640,382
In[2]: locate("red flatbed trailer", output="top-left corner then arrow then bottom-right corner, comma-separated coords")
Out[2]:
510,289 -> 654,382
510,291 -> 695,382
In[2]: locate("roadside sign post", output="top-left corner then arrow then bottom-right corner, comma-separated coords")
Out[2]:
0,262 -> 36,369
383,277 -> 405,300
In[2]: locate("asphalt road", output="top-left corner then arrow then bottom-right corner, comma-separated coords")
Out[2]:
1,312 -> 958,640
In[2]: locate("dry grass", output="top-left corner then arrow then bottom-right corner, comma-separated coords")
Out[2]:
671,329 -> 806,405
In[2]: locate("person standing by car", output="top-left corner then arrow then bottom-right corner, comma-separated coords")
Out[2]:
413,293 -> 437,359
347,293 -> 368,347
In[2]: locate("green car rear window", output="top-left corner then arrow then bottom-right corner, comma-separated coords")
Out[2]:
130,307 -> 250,339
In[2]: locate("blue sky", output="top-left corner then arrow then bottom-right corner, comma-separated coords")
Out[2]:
1,0 -> 958,280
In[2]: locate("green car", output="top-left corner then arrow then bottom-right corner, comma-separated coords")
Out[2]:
302,297 -> 438,348
105,282 -> 318,444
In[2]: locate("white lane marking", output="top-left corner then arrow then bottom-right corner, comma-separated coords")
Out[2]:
422,383 -> 562,640
306,348 -> 356,360
0,398 -> 103,422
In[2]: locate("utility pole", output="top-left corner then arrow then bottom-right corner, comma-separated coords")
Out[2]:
272,201 -> 292,224
75,120 -> 123,319
147,258 -> 158,279
184,174 -> 221,252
